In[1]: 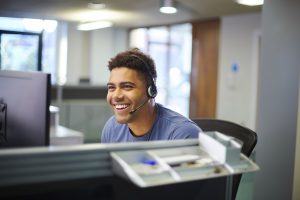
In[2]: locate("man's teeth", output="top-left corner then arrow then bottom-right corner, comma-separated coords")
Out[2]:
115,104 -> 128,109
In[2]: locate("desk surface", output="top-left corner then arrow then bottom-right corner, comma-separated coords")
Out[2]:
50,125 -> 84,145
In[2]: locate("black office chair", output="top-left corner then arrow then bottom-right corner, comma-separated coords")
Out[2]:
192,118 -> 257,200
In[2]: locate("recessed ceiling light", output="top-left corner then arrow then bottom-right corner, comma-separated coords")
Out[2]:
235,0 -> 264,6
88,2 -> 106,9
160,0 -> 177,14
77,21 -> 112,31
160,6 -> 177,14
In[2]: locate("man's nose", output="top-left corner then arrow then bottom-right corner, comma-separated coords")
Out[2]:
113,88 -> 124,99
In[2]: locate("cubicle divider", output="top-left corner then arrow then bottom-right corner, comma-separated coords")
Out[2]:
51,85 -> 113,143
0,136 -> 258,200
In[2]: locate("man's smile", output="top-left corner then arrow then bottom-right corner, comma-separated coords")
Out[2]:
114,104 -> 130,110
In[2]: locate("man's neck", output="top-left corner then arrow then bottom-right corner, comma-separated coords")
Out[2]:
128,102 -> 157,136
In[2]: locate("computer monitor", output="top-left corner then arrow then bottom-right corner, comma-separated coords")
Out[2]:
0,70 -> 51,148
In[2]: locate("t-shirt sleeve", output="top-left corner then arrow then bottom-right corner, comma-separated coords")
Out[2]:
100,116 -> 114,143
101,124 -> 108,143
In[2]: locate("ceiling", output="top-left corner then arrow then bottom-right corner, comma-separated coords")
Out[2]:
0,0 -> 262,28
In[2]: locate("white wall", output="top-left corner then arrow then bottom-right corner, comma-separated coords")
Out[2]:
89,27 -> 128,85
66,23 -> 90,84
217,13 -> 261,130
65,25 -> 128,85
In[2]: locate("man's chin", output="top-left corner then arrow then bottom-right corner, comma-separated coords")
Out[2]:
115,116 -> 129,124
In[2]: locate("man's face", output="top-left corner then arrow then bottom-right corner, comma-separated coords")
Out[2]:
106,67 -> 148,123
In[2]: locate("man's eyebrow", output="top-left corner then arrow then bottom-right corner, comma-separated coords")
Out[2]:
106,82 -> 135,86
120,81 -> 135,85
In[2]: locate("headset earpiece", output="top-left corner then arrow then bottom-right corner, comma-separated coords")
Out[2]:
147,85 -> 157,98
130,54 -> 157,98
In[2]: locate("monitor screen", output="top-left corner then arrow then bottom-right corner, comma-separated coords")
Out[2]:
0,70 -> 50,148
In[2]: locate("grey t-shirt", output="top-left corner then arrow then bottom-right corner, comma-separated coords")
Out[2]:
101,104 -> 201,143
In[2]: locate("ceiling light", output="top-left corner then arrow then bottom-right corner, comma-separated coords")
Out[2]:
160,0 -> 177,14
77,21 -> 112,31
235,0 -> 264,6
87,2 -> 106,9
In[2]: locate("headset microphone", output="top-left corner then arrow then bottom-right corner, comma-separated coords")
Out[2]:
129,99 -> 148,114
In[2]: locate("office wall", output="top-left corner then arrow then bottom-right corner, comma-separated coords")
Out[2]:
217,13 -> 261,130
67,23 -> 90,84
89,27 -> 128,85
254,1 -> 300,199
65,25 -> 128,85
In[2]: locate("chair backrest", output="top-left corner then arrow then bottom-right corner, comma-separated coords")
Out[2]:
192,118 -> 257,156
191,118 -> 257,200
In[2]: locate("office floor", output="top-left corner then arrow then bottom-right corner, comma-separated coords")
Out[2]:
236,173 -> 255,200
236,152 -> 257,200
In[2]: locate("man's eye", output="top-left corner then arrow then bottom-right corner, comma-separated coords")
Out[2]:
107,86 -> 115,91
123,85 -> 133,90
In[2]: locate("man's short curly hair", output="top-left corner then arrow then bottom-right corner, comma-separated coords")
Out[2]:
107,48 -> 157,85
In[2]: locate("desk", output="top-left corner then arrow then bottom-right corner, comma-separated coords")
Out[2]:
50,125 -> 84,145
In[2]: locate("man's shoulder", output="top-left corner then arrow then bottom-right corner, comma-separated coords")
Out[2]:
156,104 -> 200,131
155,104 -> 201,139
157,104 -> 192,124
106,115 -> 117,124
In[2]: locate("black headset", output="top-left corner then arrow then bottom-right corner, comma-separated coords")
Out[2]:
129,54 -> 157,98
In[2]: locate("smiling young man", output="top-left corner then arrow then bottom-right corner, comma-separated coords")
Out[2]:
101,48 -> 201,143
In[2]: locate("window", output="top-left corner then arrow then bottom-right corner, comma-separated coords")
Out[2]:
0,17 -> 57,83
0,31 -> 41,71
129,23 -> 192,117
